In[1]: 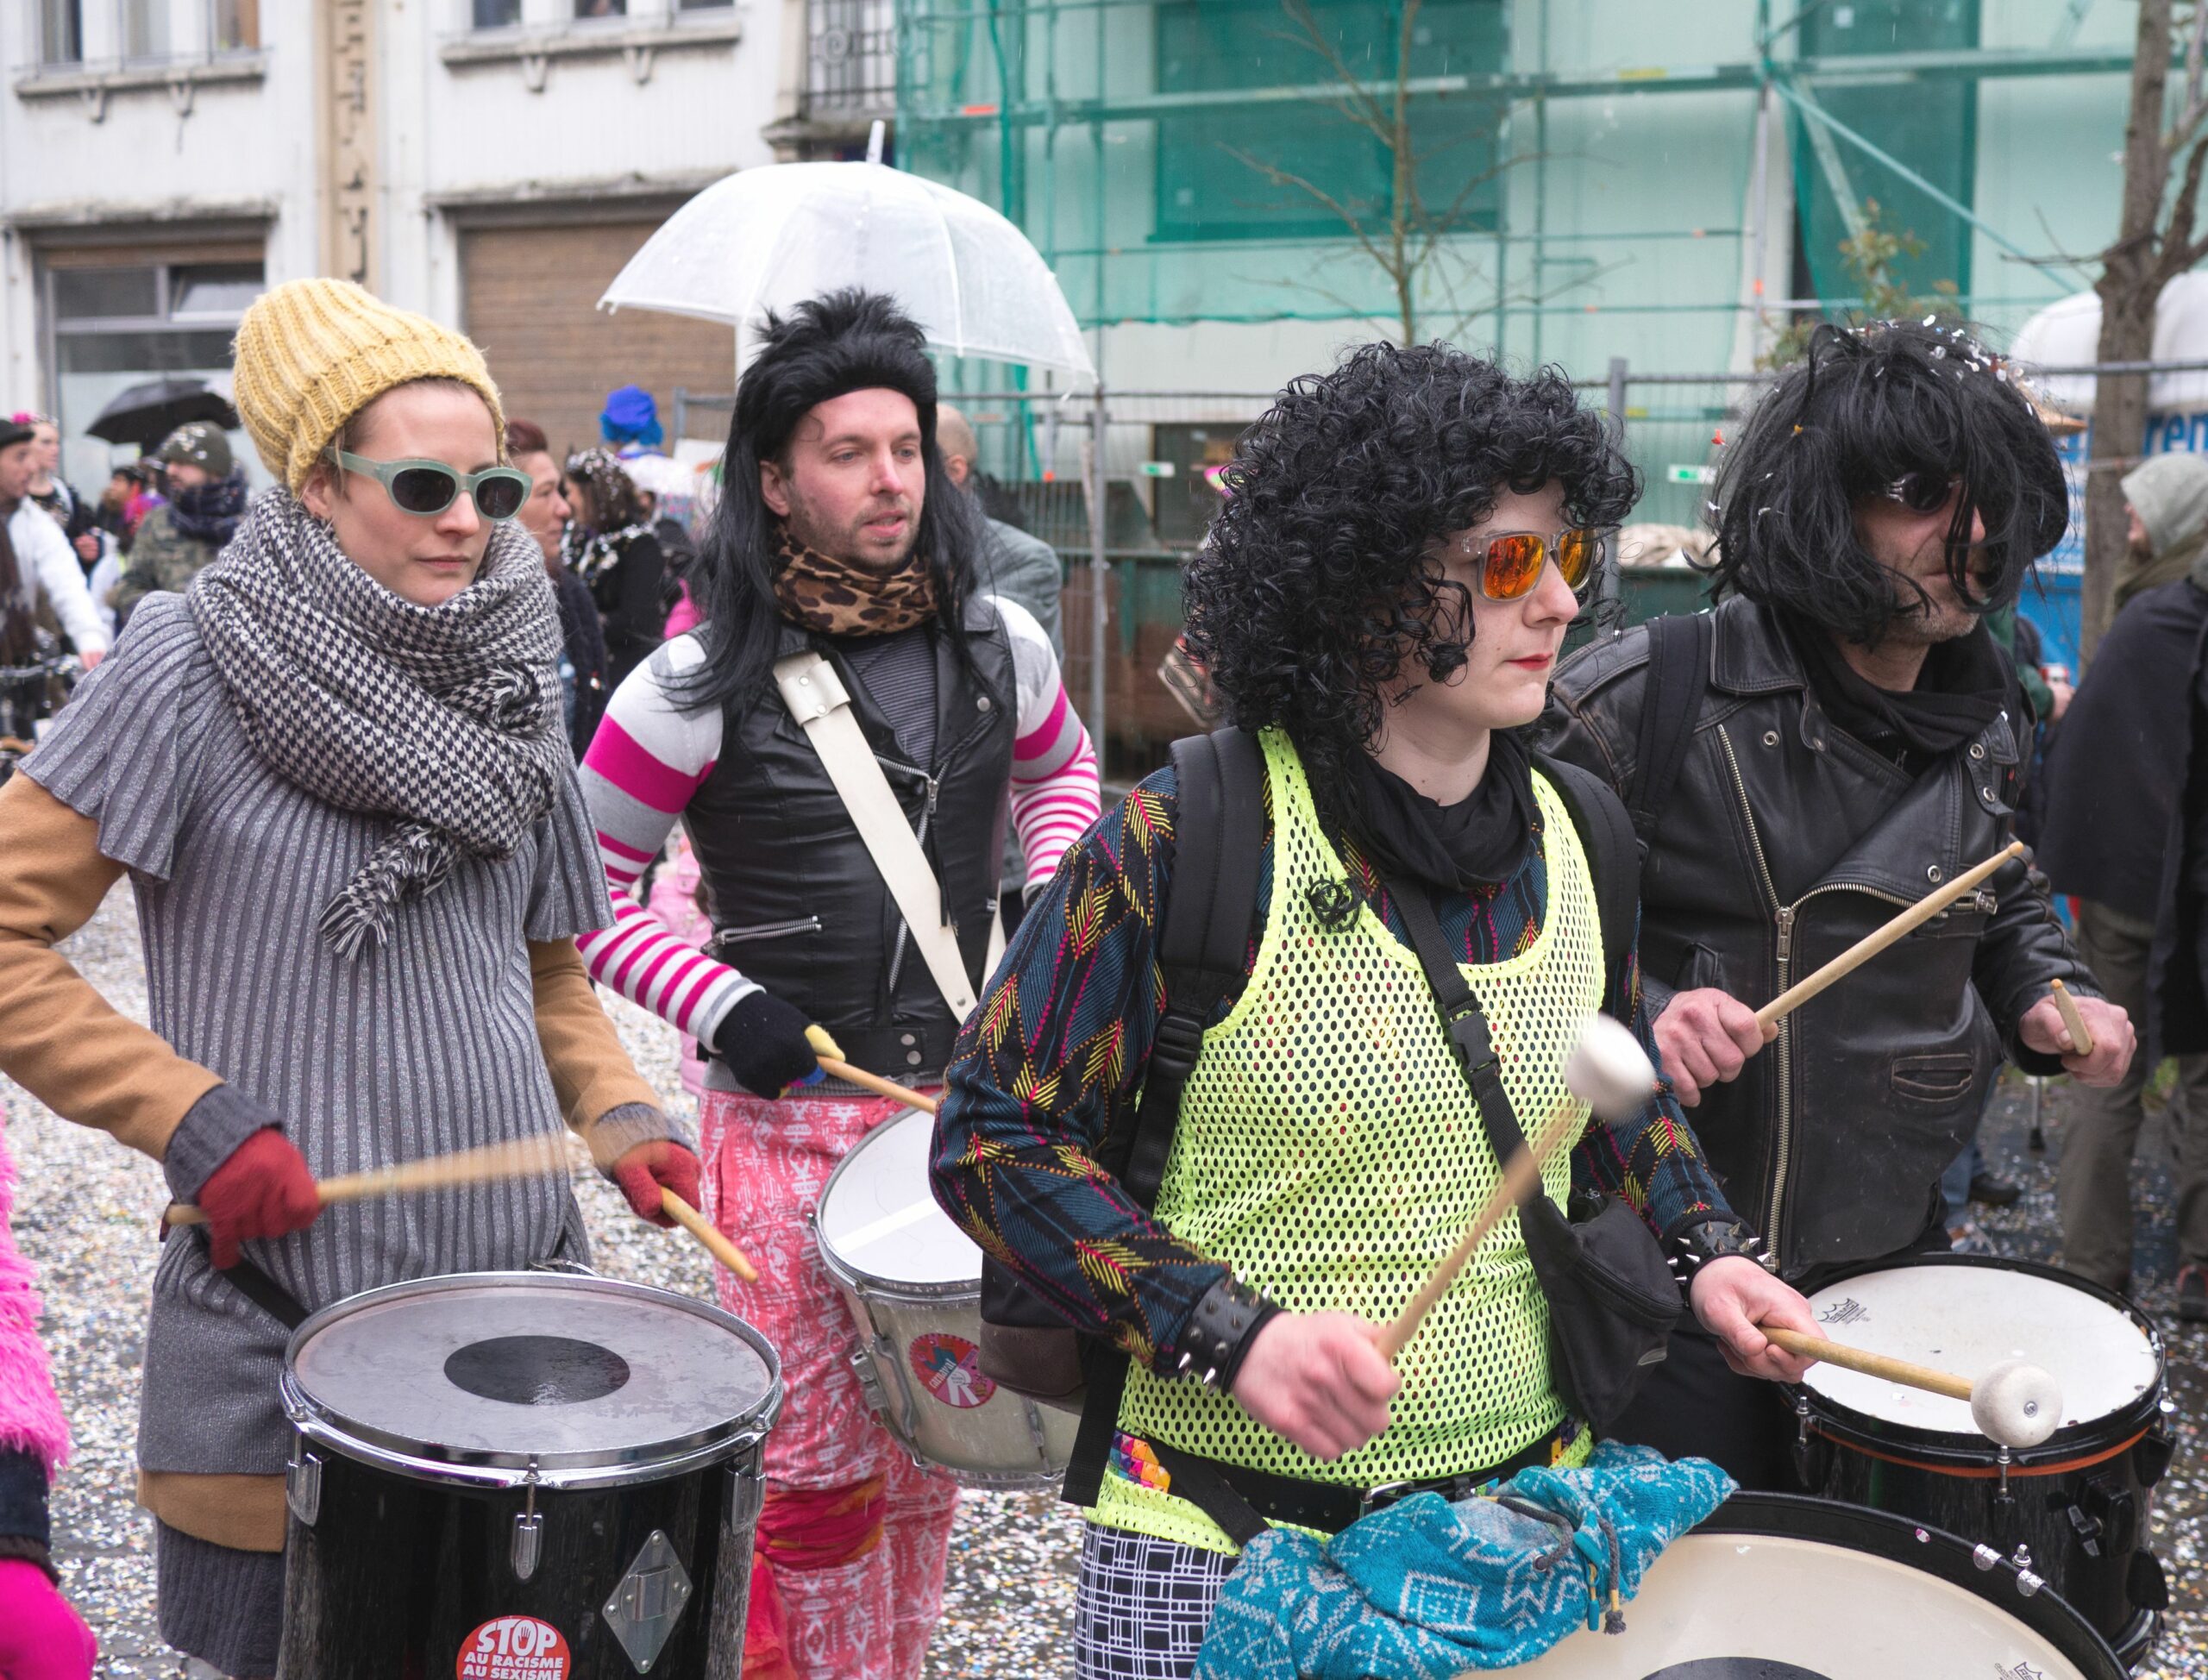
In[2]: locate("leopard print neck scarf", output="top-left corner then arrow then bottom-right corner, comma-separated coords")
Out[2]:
772,525 -> 937,636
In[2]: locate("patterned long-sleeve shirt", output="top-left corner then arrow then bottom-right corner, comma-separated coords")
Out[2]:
575,597 -> 1101,1049
932,763 -> 1732,1368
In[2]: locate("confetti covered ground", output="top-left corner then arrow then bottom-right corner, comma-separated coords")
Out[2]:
6,888 -> 2201,1676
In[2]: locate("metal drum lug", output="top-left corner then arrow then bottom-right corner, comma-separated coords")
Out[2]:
511,1463 -> 543,1583
285,1446 -> 322,1526
1023,1398 -> 1053,1470
604,1529 -> 693,1674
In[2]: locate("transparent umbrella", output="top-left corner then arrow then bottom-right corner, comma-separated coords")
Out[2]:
599,128 -> 1094,383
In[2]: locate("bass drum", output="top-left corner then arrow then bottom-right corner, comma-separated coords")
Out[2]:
1512,1492 -> 2125,1678
815,1107 -> 1078,1487
1787,1254 -> 2172,1666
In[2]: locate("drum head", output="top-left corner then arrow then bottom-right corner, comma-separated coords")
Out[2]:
1511,1494 -> 2123,1678
817,1108 -> 979,1292
285,1273 -> 777,1479
1800,1256 -> 2159,1439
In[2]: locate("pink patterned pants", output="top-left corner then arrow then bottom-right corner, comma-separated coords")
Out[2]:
699,1086 -> 961,1680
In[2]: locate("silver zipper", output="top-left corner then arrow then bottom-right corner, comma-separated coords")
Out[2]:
884,773 -> 941,997
711,915 -> 823,948
1718,726 -> 1794,1260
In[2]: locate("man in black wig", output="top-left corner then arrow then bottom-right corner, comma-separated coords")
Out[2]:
574,289 -> 1099,1676
1546,318 -> 2134,1486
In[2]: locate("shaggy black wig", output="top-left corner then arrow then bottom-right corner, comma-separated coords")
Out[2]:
1708,319 -> 2069,643
1185,339 -> 1638,797
677,287 -> 983,711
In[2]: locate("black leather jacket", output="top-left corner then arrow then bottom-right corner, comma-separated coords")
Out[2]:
686,599 -> 1016,1082
1544,596 -> 2092,1279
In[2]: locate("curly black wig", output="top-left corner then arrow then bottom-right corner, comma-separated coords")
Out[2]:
1184,339 -> 1638,796
677,287 -> 982,711
1708,319 -> 2069,643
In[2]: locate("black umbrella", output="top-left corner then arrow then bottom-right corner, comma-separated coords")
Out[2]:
85,379 -> 239,453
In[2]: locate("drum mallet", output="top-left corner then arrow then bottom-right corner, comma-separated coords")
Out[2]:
1760,1327 -> 2063,1450
1377,1014 -> 1658,1363
1753,841 -> 2025,1034
163,1135 -> 571,1228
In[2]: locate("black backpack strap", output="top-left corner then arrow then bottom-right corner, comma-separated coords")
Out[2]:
1063,727 -> 1266,1508
1389,877 -> 1530,1169
1534,753 -> 1640,1025
1626,612 -> 1713,849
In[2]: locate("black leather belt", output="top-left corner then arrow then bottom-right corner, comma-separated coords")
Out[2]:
822,1023 -> 953,1084
1146,1421 -> 1572,1547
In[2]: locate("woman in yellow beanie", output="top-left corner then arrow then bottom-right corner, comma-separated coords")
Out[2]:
0,278 -> 702,1676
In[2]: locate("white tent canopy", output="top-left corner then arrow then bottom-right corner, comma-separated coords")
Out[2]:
2010,273 -> 2208,416
599,159 -> 1095,384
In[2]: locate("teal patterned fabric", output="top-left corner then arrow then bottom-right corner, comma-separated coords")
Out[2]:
1194,1443 -> 1734,1677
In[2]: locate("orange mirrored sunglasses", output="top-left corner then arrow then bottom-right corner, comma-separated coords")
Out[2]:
1462,527 -> 1606,602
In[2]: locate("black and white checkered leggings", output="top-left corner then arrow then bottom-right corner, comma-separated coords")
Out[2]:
1071,1520 -> 1238,1679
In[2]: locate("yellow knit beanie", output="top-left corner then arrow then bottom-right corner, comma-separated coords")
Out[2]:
231,278 -> 505,492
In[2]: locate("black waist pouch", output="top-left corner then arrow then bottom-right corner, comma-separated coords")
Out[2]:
1391,877 -> 1681,1433
979,1258 -> 1088,1408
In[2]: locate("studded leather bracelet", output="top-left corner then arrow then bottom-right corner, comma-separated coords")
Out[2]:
1169,1276 -> 1283,1395
1667,1217 -> 1774,1297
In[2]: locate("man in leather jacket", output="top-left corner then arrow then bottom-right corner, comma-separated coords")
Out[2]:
572,291 -> 1101,1677
1543,320 -> 2134,1486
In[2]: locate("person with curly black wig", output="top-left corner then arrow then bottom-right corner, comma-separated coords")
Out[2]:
932,339 -> 1814,1677
1546,319 -> 2134,1491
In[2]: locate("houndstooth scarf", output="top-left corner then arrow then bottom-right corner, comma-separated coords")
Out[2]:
188,490 -> 568,959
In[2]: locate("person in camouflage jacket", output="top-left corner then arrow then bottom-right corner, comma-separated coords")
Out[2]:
114,423 -> 246,628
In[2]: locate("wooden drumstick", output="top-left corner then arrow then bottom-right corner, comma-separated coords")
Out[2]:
1378,1016 -> 1658,1364
660,1188 -> 759,1283
1753,842 -> 2024,1032
2050,978 -> 2095,1056
1761,1326 -> 1972,1401
817,1054 -> 940,1116
162,1135 -> 571,1228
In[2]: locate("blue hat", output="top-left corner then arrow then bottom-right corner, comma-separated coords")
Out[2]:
600,384 -> 662,448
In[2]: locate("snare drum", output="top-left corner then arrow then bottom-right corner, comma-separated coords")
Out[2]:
276,1272 -> 781,1680
815,1108 -> 1079,1487
1788,1254 -> 2173,1666
1512,1492 -> 2125,1677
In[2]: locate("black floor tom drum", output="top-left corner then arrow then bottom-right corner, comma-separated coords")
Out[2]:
274,1272 -> 781,1679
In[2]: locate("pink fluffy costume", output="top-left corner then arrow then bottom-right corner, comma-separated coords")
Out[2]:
0,1123 -> 95,1677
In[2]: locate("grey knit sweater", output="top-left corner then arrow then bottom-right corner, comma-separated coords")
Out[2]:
24,593 -> 679,1482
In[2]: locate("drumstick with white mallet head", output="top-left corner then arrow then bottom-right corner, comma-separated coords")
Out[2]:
1377,1012 -> 1659,1364
1758,1327 -> 2063,1450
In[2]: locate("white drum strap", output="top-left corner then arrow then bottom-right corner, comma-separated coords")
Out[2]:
774,649 -> 995,1022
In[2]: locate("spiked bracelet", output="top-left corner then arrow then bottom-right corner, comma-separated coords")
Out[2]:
1169,1276 -> 1283,1395
1667,1217 -> 1773,1296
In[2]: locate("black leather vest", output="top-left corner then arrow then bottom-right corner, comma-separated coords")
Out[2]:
686,602 -> 1016,1081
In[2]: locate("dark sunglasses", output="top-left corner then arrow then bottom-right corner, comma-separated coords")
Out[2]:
330,449 -> 531,521
1883,472 -> 1961,516
1457,528 -> 1606,602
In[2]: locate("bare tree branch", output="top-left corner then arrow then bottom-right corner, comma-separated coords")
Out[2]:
2180,1 -> 2208,143
1219,146 -> 1399,275
2157,131 -> 2208,284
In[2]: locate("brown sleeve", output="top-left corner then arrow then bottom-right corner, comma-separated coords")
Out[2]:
529,937 -> 667,1163
0,773 -> 221,1161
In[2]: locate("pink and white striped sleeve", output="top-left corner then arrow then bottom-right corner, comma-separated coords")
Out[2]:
995,598 -> 1103,892
574,637 -> 758,1048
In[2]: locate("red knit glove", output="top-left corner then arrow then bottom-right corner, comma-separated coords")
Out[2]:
195,1129 -> 320,1269
612,1140 -> 703,1230
0,1559 -> 96,1680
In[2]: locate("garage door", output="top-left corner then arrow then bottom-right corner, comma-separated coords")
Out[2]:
460,220 -> 732,462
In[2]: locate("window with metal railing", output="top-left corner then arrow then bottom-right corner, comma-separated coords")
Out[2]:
805,0 -> 896,117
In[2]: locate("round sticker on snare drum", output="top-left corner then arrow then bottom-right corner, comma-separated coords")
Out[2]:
457,1614 -> 572,1679
908,1332 -> 995,1408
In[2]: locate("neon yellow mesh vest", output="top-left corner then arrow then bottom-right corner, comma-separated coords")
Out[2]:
1094,729 -> 1606,1552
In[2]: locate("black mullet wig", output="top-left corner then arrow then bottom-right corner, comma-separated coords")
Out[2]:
1708,319 -> 2069,643
674,288 -> 983,712
1184,338 -> 1639,803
